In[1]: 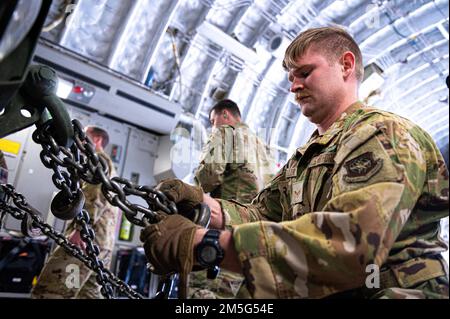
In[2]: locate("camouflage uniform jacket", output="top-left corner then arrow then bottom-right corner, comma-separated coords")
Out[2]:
192,123 -> 276,299
66,150 -> 119,252
195,122 -> 277,203
220,102 -> 449,298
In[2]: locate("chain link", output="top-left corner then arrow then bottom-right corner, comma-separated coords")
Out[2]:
0,184 -> 144,299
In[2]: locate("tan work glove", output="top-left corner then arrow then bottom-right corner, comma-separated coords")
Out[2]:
156,179 -> 203,216
140,214 -> 201,298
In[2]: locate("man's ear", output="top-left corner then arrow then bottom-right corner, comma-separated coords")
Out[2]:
91,135 -> 102,149
341,51 -> 356,79
223,111 -> 228,119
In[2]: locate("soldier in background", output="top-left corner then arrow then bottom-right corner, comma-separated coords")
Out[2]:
140,26 -> 448,299
190,99 -> 277,299
0,150 -> 8,184
32,126 -> 119,299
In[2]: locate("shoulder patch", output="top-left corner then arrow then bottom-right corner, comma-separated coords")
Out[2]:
343,152 -> 383,183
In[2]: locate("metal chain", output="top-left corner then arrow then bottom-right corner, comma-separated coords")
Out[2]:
75,209 -> 114,299
34,126 -> 79,199
32,120 -> 178,226
0,119 -> 181,299
0,184 -> 144,299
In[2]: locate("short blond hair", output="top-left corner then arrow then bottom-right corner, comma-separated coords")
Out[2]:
283,26 -> 364,83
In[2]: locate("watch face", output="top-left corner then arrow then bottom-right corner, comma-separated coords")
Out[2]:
200,245 -> 217,264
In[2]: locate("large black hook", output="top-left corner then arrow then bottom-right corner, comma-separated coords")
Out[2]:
22,65 -> 74,148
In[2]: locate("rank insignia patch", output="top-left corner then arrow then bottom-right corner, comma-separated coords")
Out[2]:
344,152 -> 383,183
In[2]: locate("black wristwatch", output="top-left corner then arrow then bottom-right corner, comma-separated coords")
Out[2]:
195,229 -> 224,279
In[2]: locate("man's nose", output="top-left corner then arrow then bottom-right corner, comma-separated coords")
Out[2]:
290,79 -> 304,93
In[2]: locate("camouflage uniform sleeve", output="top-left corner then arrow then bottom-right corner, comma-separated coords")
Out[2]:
218,168 -> 286,229
231,117 -> 448,298
194,127 -> 231,193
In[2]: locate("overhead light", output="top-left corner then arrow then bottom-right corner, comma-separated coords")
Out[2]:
359,63 -> 384,100
56,77 -> 73,99
196,21 -> 259,65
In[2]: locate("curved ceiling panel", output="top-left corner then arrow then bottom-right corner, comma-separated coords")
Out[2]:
229,50 -> 274,119
171,0 -> 212,34
60,0 -> 133,64
108,0 -> 179,81
359,0 -> 447,62
206,0 -> 251,32
228,67 -> 263,117
304,0 -> 369,29
41,0 -> 71,43
170,35 -> 222,113
350,0 -> 434,44
276,0 -> 324,38
150,1 -> 212,95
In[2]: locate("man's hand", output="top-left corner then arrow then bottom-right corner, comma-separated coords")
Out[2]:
139,214 -> 201,275
156,179 -> 204,215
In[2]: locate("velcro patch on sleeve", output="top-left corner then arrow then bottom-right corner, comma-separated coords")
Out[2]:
343,152 -> 383,183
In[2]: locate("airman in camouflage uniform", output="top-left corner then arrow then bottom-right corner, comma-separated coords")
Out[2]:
32,127 -> 119,299
190,100 -> 277,299
195,124 -> 276,203
222,101 -> 449,298
140,27 -> 449,299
